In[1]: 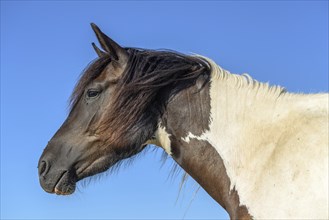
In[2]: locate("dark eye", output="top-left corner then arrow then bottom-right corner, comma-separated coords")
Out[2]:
87,89 -> 100,98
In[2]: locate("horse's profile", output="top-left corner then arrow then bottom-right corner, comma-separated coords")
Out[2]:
38,24 -> 328,219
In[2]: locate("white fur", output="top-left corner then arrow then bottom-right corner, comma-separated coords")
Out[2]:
182,57 -> 329,219
149,123 -> 172,155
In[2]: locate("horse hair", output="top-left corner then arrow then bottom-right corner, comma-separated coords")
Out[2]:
70,48 -> 210,150
71,48 -> 210,202
105,49 -> 209,144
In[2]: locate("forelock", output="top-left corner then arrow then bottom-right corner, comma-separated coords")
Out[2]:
69,56 -> 111,110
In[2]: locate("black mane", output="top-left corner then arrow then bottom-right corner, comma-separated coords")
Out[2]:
70,48 -> 211,148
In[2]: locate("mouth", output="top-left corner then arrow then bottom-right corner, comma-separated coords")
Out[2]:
40,153 -> 126,196
52,170 -> 77,195
76,156 -> 114,181
40,158 -> 109,196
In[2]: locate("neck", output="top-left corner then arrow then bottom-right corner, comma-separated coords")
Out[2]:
151,57 -> 328,219
151,59 -> 255,218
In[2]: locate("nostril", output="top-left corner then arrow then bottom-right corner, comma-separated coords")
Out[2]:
38,160 -> 49,177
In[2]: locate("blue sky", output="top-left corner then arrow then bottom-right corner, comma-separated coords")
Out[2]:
1,1 -> 328,219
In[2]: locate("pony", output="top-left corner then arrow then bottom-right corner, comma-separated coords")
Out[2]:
38,23 -> 328,219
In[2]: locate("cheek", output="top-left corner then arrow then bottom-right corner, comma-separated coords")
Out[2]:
67,101 -> 102,137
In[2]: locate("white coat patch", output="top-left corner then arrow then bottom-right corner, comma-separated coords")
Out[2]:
146,123 -> 172,155
182,57 -> 329,219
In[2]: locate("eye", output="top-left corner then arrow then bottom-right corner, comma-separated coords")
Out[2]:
86,89 -> 100,98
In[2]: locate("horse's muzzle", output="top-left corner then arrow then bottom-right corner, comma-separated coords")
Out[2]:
38,158 -> 77,195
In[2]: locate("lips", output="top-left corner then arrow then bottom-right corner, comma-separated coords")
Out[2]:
53,171 -> 76,195
39,170 -> 77,195
39,155 -> 115,195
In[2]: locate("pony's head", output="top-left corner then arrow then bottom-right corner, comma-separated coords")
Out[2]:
38,23 -> 209,195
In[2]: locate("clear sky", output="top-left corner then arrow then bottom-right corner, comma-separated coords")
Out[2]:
1,1 -> 328,219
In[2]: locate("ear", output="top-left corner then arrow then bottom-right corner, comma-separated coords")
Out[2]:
90,23 -> 128,64
91,42 -> 106,57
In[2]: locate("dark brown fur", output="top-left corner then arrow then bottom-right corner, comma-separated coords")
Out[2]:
71,48 -> 210,149
70,56 -> 112,110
